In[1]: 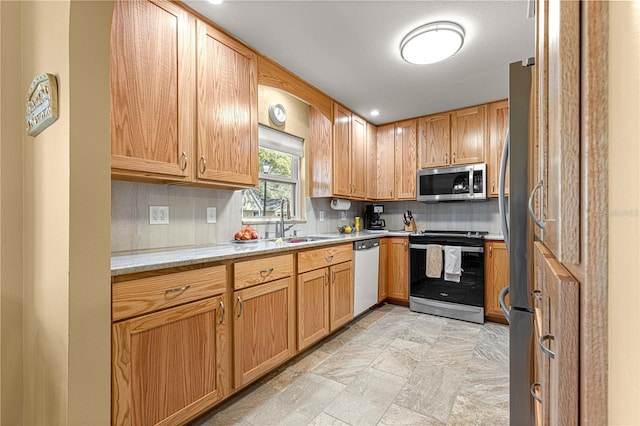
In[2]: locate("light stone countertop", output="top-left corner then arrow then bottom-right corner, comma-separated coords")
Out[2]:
484,233 -> 505,241
111,230 -> 412,276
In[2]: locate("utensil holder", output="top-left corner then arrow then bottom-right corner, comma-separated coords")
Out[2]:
404,217 -> 417,232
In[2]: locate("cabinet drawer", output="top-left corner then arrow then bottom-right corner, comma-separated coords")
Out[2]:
234,254 -> 293,290
112,265 -> 227,322
297,244 -> 352,274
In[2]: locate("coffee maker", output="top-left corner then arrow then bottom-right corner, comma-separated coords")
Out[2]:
364,204 -> 386,230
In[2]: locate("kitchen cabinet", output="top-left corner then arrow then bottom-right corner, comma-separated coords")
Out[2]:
378,238 -> 389,302
233,254 -> 295,388
376,124 -> 395,200
195,19 -> 258,188
483,240 -> 509,324
333,103 -> 367,199
110,0 -> 194,182
386,237 -> 409,303
395,119 -> 418,199
297,244 -> 353,350
111,265 -> 229,426
533,242 -> 579,426
418,105 -> 486,169
366,122 -> 378,200
487,100 -> 509,197
309,106 -> 332,197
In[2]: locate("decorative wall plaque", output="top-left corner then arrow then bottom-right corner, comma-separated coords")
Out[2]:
26,73 -> 58,137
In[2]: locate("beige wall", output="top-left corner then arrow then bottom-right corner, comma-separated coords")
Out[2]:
0,0 -> 112,424
608,1 -> 640,424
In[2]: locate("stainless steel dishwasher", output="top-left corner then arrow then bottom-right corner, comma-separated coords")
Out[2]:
353,238 -> 380,317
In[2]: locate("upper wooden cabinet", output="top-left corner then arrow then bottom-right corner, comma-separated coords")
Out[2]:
110,1 -> 258,189
333,103 -> 368,199
376,124 -> 395,200
195,20 -> 258,188
366,122 -> 378,200
395,119 -> 417,200
110,0 -> 194,182
487,100 -> 509,197
418,105 -> 487,169
308,106 -> 332,198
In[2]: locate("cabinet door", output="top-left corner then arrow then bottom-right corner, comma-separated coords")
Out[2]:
483,241 -> 509,323
418,113 -> 451,168
110,0 -> 193,181
395,119 -> 417,199
366,122 -> 378,200
450,105 -> 486,165
112,296 -> 228,426
309,106 -> 332,198
297,268 -> 330,351
233,277 -> 295,388
376,124 -> 395,200
196,20 -> 257,188
378,239 -> 389,302
329,261 -> 354,331
351,114 -> 367,199
387,237 -> 408,301
534,242 -> 579,426
538,0 -> 580,264
333,104 -> 352,197
487,100 -> 509,197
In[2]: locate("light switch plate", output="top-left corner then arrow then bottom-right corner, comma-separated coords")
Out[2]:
150,206 -> 169,225
206,207 -> 217,224
319,211 -> 325,222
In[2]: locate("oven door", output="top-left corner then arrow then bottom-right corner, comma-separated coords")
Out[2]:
409,242 -> 485,307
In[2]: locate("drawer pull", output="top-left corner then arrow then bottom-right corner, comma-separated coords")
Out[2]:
164,285 -> 191,294
325,273 -> 328,286
531,289 -> 543,301
325,255 -> 334,262
219,300 -> 225,324
260,268 -> 274,278
530,382 -> 542,403
237,296 -> 243,318
332,270 -> 336,283
538,334 -> 555,359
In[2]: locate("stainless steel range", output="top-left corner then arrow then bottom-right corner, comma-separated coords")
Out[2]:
408,230 -> 486,324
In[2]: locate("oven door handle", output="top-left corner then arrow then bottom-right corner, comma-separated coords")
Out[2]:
409,243 -> 484,253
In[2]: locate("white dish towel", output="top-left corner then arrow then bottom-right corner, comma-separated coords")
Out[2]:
444,245 -> 462,283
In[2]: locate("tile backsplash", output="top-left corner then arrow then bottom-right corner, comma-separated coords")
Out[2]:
111,181 -> 503,252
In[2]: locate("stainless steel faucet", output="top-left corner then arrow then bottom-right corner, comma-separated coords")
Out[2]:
276,198 -> 291,238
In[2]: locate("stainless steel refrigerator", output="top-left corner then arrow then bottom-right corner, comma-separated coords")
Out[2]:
498,59 -> 535,425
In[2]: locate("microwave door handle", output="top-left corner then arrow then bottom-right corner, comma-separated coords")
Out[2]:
498,130 -> 510,253
469,168 -> 474,197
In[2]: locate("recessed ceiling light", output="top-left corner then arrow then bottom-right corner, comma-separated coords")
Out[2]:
208,0 -> 224,5
400,21 -> 465,65
371,110 -> 380,117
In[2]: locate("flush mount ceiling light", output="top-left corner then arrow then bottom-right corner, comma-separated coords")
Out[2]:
400,21 -> 465,65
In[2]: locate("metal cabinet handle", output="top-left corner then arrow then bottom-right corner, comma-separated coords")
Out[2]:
452,152 -> 456,163
538,334 -> 555,359
325,273 -> 328,286
219,300 -> 225,324
531,289 -> 543,301
180,151 -> 188,171
260,268 -> 274,278
499,285 -> 510,323
332,270 -> 336,283
165,285 -> 190,294
530,382 -> 542,403
492,180 -> 496,193
200,155 -> 207,174
489,245 -> 493,257
237,296 -> 243,318
528,180 -> 545,229
325,255 -> 334,262
445,153 -> 448,163
390,190 -> 393,197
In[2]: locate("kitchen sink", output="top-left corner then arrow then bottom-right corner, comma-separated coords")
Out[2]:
276,235 -> 336,244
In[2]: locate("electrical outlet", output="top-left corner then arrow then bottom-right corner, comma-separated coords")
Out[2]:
206,207 -> 217,224
340,211 -> 347,221
149,206 -> 169,225
319,211 -> 325,222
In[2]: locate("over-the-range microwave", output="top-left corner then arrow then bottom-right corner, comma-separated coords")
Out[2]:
417,163 -> 488,202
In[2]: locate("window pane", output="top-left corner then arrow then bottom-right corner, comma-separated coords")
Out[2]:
242,180 -> 295,217
259,147 -> 293,178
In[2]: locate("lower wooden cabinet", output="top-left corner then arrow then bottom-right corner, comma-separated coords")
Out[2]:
298,268 -> 330,351
484,240 -> 509,324
378,238 -> 389,302
386,237 -> 409,302
233,277 -> 295,389
329,261 -> 354,330
112,296 -> 228,426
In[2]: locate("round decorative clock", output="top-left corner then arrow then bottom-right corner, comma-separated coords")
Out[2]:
268,102 -> 287,126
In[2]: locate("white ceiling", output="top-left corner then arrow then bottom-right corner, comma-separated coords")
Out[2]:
183,0 -> 535,125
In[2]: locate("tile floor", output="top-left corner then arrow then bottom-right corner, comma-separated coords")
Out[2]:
192,304 -> 510,426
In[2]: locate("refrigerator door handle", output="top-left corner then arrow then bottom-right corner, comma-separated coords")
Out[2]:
498,130 -> 510,253
499,285 -> 510,323
528,179 -> 545,229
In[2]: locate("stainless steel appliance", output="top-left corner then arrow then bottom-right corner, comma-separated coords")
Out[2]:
364,204 -> 386,230
353,238 -> 380,317
408,230 -> 486,324
417,163 -> 487,203
498,59 -> 535,425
